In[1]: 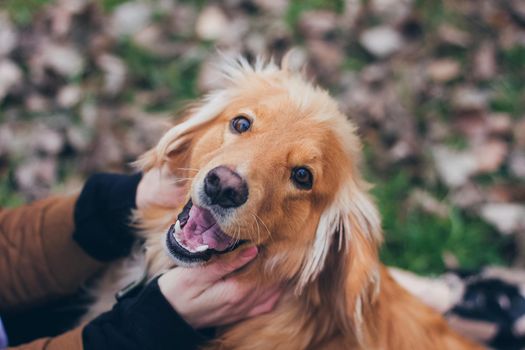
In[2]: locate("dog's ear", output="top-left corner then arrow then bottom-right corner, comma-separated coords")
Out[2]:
297,180 -> 383,343
134,90 -> 232,174
341,187 -> 382,343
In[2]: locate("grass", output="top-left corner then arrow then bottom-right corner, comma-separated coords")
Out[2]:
116,40 -> 200,110
489,46 -> 525,117
2,0 -> 51,25
414,0 -> 466,32
0,174 -> 24,208
1,0 -> 516,277
100,0 -> 129,12
373,171 -> 509,275
286,0 -> 345,30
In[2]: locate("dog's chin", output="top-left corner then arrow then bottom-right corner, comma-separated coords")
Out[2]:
165,199 -> 245,267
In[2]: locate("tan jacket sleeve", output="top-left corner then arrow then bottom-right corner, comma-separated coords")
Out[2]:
8,327 -> 83,350
0,195 -> 104,312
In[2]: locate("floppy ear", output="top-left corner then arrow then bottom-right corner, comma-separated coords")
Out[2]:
297,180 -> 383,343
134,90 -> 232,175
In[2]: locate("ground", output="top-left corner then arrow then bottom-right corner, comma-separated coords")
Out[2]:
0,0 -> 524,275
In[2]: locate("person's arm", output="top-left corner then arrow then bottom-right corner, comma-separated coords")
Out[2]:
0,173 -> 142,312
81,245 -> 280,350
0,195 -> 103,311
7,245 -> 279,350
3,169 -> 281,350
81,278 -> 208,350
7,328 -> 83,350
5,280 -> 205,350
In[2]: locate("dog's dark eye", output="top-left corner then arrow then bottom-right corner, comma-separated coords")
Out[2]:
231,116 -> 251,134
291,167 -> 313,190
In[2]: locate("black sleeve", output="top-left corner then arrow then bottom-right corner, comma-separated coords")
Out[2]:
82,278 -> 212,350
73,173 -> 142,262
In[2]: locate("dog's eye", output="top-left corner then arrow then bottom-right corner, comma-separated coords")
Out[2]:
231,116 -> 251,134
291,167 -> 313,190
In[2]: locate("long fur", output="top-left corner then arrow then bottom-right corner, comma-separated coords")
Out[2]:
85,55 -> 484,349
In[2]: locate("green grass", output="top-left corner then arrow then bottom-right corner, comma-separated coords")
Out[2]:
100,0 -> 129,12
0,174 -> 24,208
443,133 -> 469,150
489,46 -> 525,117
373,171 -> 509,275
286,0 -> 345,29
0,0 -> 515,277
490,79 -> 524,117
116,40 -> 200,110
414,0 -> 465,32
3,0 -> 51,25
342,43 -> 371,72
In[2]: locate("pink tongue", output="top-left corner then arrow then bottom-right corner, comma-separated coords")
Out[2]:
180,206 -> 234,251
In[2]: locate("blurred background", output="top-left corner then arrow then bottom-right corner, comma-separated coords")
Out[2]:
0,0 -> 524,276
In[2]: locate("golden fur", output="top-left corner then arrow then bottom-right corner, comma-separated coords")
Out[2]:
88,56 -> 484,349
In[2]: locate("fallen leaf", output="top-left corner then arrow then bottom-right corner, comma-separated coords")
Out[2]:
298,11 -> 338,40
195,5 -> 228,41
42,43 -> 85,78
438,24 -> 471,47
0,12 -> 17,57
57,84 -> 82,108
110,1 -> 153,37
433,146 -> 478,188
473,42 -> 497,80
96,54 -> 127,95
487,113 -> 512,135
427,59 -> 461,82
509,151 -> 525,178
480,203 -> 525,235
451,87 -> 488,112
359,26 -> 403,58
474,140 -> 508,173
0,59 -> 22,101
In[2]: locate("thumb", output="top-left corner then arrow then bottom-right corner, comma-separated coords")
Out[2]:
198,246 -> 258,284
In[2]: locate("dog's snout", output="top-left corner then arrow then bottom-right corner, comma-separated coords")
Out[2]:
204,166 -> 248,208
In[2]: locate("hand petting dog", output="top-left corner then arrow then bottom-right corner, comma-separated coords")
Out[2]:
138,168 -> 282,329
159,246 -> 282,329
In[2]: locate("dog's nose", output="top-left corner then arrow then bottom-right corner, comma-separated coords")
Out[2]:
204,166 -> 248,208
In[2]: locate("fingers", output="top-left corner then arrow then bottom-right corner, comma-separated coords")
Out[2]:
196,246 -> 258,284
233,283 -> 280,307
208,286 -> 282,326
212,282 -> 281,315
246,290 -> 281,318
137,166 -> 187,209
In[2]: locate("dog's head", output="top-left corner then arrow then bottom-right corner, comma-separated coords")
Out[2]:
138,56 -> 383,314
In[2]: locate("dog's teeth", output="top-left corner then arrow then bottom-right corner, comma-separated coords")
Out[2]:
195,245 -> 208,252
173,220 -> 182,242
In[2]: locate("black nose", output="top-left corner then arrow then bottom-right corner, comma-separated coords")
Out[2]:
204,166 -> 248,208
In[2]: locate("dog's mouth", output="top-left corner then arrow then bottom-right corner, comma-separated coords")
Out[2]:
165,199 -> 244,264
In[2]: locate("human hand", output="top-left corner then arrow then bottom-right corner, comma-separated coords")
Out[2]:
158,246 -> 282,329
136,166 -> 187,209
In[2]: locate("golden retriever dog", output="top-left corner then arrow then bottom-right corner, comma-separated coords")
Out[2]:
85,55 -> 484,349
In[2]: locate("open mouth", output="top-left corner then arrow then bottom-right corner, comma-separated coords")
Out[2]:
165,199 -> 244,264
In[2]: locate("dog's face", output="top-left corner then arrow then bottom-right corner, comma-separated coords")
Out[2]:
140,57 -> 382,292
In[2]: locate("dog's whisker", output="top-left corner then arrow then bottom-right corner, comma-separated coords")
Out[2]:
248,210 -> 272,242
251,214 -> 262,245
169,177 -> 195,185
248,214 -> 258,244
235,223 -> 242,243
173,167 -> 200,172
255,217 -> 262,244
246,220 -> 258,243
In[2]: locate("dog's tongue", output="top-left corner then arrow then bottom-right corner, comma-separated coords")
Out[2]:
179,205 -> 234,252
